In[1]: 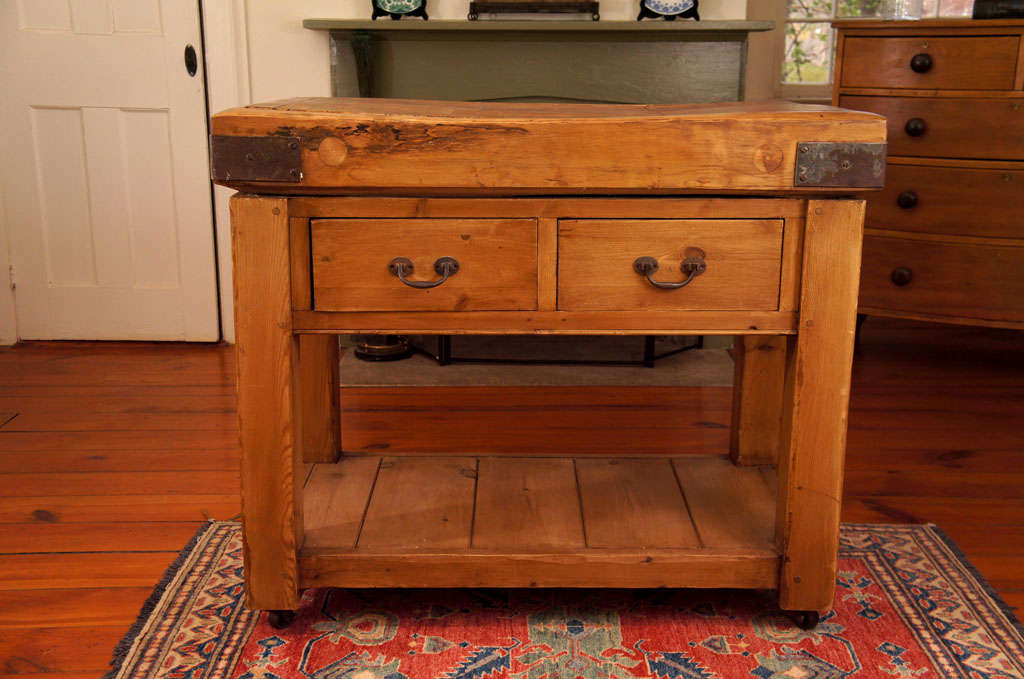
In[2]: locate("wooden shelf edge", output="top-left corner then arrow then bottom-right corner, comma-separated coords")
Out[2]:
292,310 -> 799,334
859,306 -> 1024,330
298,550 -> 780,589
303,19 -> 776,33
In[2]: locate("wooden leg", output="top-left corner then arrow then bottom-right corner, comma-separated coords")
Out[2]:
299,334 -> 341,463
777,199 -> 865,615
231,195 -> 302,611
730,335 -> 787,466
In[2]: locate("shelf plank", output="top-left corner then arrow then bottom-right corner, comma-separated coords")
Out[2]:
576,458 -> 699,549
299,455 -> 777,589
472,458 -> 584,550
673,456 -> 775,550
357,457 -> 477,550
304,458 -> 380,550
299,549 -> 778,589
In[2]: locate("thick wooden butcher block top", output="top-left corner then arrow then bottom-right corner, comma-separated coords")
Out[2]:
210,97 -> 887,195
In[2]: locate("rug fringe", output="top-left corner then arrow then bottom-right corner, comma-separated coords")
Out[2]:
926,523 -> 1024,639
104,521 -> 217,679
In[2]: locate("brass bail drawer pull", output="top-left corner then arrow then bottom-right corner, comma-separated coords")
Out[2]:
388,256 -> 460,289
632,253 -> 707,290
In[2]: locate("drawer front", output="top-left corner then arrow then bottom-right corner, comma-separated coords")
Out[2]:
839,96 -> 1024,160
860,234 -> 1024,322
311,219 -> 537,311
840,36 -> 1019,91
557,219 -> 783,312
868,164 -> 1024,239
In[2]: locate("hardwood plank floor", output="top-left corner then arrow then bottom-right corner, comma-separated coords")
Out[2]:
1,319 -> 1022,677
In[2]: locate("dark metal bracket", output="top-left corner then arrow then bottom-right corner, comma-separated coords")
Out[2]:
210,135 -> 303,183
412,335 -> 704,369
794,142 -> 887,188
468,1 -> 600,19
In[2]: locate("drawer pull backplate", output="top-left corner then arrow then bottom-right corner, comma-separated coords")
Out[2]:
633,253 -> 707,290
388,256 -> 460,289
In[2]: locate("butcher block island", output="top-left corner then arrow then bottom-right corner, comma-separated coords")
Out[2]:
211,98 -> 887,630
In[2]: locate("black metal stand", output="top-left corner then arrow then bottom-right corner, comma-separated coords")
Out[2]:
353,334 -> 413,362
412,335 -> 704,368
468,1 -> 600,19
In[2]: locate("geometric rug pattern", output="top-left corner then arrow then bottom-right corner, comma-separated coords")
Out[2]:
106,522 -> 1024,679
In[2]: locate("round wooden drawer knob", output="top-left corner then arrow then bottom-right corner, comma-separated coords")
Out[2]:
897,191 -> 918,209
910,53 -> 933,73
891,267 -> 913,287
904,118 -> 927,137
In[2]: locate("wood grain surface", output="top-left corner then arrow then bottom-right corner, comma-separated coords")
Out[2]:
839,95 -> 1024,160
230,195 -> 301,610
557,220 -> 784,312
860,233 -> 1024,324
211,98 -> 886,194
1,318 -> 1023,675
840,36 -> 1019,91
311,219 -> 538,312
730,335 -> 787,466
865,163 -> 1024,239
776,200 -> 864,614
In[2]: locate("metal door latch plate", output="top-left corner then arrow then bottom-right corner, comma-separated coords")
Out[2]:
795,142 -> 887,188
210,135 -> 303,183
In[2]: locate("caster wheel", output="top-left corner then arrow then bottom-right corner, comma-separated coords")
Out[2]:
794,610 -> 820,630
267,609 -> 296,629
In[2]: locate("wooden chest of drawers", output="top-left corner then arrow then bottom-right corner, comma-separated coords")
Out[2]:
211,97 -> 885,629
833,19 -> 1024,328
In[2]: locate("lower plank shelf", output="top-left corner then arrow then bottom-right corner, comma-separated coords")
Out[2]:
299,454 -> 779,590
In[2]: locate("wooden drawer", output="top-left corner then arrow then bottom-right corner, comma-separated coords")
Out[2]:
557,219 -> 783,311
860,234 -> 1024,322
840,36 -> 1019,91
867,164 -> 1024,239
311,219 -> 537,311
839,96 -> 1024,160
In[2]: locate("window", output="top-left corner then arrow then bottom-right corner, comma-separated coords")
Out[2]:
779,0 -> 974,98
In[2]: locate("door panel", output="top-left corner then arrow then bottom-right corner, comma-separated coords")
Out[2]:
0,0 -> 218,340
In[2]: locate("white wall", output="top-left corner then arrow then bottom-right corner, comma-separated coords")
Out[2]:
243,0 -> 748,103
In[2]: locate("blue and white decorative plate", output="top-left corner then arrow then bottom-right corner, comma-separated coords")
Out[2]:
376,0 -> 424,13
642,0 -> 695,15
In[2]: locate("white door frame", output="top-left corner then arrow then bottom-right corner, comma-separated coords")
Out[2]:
202,0 -> 252,344
0,195 -> 16,345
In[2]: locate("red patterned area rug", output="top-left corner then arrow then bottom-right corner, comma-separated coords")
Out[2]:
106,522 -> 1024,679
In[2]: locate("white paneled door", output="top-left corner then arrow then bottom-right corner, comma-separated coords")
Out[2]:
0,0 -> 219,340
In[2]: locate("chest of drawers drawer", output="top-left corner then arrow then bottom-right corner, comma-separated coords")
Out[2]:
834,19 -> 1024,329
860,233 -> 1024,323
557,219 -> 784,311
866,163 -> 1024,239
311,218 -> 538,311
839,36 -> 1020,91
839,96 -> 1024,160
